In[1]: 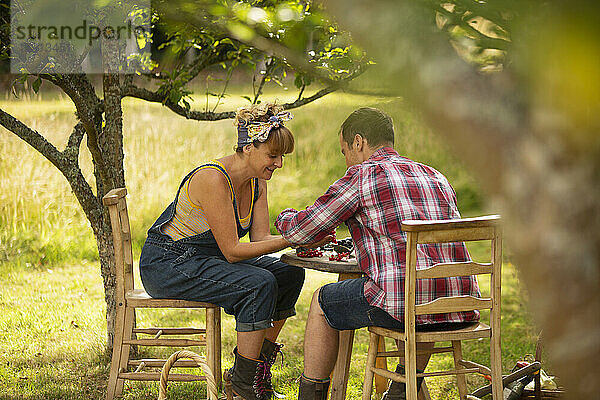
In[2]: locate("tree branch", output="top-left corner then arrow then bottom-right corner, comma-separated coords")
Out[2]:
436,5 -> 510,51
182,49 -> 227,85
0,108 -> 64,168
64,122 -> 86,163
296,83 -> 306,102
0,108 -> 102,227
122,63 -> 366,121
40,73 -> 108,186
122,83 -> 235,120
281,86 -> 339,110
254,57 -> 276,104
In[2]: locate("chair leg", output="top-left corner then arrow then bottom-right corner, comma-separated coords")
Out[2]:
405,336 -> 418,400
375,337 -> 388,395
206,307 -> 221,392
362,333 -> 380,400
490,334 -> 503,400
106,303 -> 128,400
114,307 -> 135,397
452,340 -> 467,399
215,308 -> 222,390
419,381 -> 432,400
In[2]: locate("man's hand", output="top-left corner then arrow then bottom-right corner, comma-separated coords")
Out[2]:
302,230 -> 336,249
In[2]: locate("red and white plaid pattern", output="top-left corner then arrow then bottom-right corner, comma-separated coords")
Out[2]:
276,147 -> 480,324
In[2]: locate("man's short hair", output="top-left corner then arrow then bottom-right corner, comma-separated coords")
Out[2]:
340,107 -> 394,147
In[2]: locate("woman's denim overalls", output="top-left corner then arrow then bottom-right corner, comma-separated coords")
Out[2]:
139,163 -> 305,332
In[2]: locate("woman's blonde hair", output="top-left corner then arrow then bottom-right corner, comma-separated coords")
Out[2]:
235,103 -> 283,125
235,103 -> 294,155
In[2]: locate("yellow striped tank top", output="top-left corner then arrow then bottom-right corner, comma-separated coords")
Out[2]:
161,161 -> 256,241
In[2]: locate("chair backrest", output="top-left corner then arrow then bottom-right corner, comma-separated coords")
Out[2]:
401,215 -> 502,327
102,188 -> 135,305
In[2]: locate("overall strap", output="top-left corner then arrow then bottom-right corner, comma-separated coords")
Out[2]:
147,164 -> 205,234
195,161 -> 235,201
196,161 -> 253,236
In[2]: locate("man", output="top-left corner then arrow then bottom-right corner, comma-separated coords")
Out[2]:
275,107 -> 481,400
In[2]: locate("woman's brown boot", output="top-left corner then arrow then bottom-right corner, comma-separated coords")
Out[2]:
261,339 -> 286,399
224,348 -> 273,400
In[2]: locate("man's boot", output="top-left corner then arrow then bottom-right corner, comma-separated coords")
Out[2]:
297,374 -> 330,400
261,339 -> 286,399
381,364 -> 424,400
223,348 -> 273,400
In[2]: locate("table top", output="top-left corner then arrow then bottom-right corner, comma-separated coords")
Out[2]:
280,251 -> 362,274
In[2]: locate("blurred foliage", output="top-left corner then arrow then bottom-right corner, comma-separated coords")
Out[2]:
0,0 -> 9,74
149,0 -> 370,110
426,0 -> 519,70
3,0 -> 532,104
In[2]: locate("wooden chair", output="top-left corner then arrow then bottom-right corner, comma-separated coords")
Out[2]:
103,188 -> 222,400
362,215 -> 503,400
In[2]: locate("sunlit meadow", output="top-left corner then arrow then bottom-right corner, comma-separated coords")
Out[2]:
0,89 -> 539,399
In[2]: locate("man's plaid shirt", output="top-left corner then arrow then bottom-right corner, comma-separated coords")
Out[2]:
275,147 -> 480,325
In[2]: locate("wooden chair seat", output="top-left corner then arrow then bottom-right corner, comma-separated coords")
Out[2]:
103,188 -> 222,400
126,289 -> 218,309
369,321 -> 490,343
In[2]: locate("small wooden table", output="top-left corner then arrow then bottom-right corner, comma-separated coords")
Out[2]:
280,252 -> 387,400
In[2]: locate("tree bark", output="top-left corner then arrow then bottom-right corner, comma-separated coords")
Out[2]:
96,226 -> 117,351
97,28 -> 127,352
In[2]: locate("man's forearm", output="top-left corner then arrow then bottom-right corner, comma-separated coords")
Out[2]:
275,208 -> 330,244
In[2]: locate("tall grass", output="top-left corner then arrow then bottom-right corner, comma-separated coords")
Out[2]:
1,91 -> 484,268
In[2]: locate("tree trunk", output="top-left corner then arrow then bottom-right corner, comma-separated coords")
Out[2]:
95,220 -> 117,351
97,27 -> 128,353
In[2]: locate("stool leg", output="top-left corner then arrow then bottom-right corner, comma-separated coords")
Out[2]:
362,333 -> 380,400
452,340 -> 467,399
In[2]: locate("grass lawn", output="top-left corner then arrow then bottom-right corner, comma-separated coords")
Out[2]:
0,92 -> 541,398
0,250 -> 539,400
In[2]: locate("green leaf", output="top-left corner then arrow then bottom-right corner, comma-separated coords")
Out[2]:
32,77 -> 42,94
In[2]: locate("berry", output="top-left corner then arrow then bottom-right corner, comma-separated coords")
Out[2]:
297,248 -> 323,258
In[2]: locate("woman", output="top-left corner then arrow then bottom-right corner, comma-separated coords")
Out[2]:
139,103 -> 331,400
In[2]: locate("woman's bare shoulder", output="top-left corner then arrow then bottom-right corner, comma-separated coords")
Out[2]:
188,167 -> 231,202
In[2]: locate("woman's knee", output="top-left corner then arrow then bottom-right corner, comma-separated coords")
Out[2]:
254,271 -> 278,298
